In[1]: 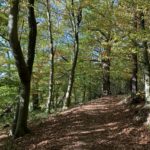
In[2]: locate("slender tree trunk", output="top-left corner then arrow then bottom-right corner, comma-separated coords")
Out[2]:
63,55 -> 77,108
143,41 -> 150,104
82,73 -> 86,102
6,51 -> 11,78
32,81 -> 39,111
63,1 -> 82,108
102,44 -> 111,96
32,93 -> 39,110
88,62 -> 92,100
12,100 -> 19,135
131,53 -> 138,98
130,12 -> 139,99
63,32 -> 80,108
139,12 -> 150,104
8,0 -> 37,138
46,0 -> 55,113
82,86 -> 86,102
27,0 -> 37,75
73,87 -> 77,104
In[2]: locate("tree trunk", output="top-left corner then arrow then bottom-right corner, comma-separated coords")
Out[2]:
131,53 -> 138,98
82,73 -> 87,102
63,1 -> 82,109
46,0 -> 55,113
130,12 -> 139,99
102,45 -> 111,96
63,32 -> 80,108
139,11 -> 150,104
32,93 -> 39,110
63,68 -> 76,108
8,0 -> 37,138
143,41 -> 150,104
13,82 -> 30,137
82,86 -> 86,102
144,68 -> 150,104
6,51 -> 11,78
73,87 -> 78,104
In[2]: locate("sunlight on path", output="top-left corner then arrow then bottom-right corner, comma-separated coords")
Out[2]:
2,96 -> 150,150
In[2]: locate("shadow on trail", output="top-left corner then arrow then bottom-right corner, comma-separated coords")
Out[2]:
6,96 -> 150,149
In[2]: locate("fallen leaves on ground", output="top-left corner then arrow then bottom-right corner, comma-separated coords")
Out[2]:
1,96 -> 150,150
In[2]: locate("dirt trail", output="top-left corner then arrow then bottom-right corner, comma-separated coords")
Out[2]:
2,96 -> 150,150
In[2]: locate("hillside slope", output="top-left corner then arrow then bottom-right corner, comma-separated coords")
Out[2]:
2,96 -> 150,150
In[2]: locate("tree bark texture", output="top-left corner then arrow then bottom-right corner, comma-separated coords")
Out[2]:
63,1 -> 82,108
8,0 -> 37,138
131,53 -> 138,98
46,0 -> 55,113
102,44 -> 111,96
139,12 -> 150,104
130,12 -> 139,99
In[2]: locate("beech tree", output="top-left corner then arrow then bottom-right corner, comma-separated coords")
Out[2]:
8,0 -> 37,137
130,11 -> 139,99
46,0 -> 55,113
63,0 -> 82,108
85,0 -> 117,96
139,10 -> 150,105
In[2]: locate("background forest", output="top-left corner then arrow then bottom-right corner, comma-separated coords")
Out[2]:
0,0 -> 150,138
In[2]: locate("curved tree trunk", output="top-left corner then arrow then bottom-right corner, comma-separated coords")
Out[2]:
63,36 -> 79,108
63,1 -> 82,109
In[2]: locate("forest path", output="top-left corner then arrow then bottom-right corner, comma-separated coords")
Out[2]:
2,96 -> 150,149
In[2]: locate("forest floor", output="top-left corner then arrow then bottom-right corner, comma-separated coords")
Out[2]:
1,96 -> 150,150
